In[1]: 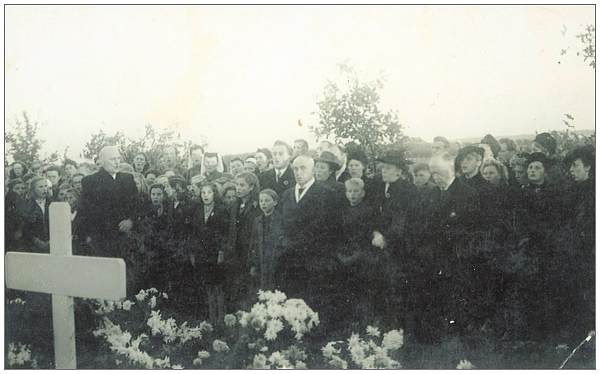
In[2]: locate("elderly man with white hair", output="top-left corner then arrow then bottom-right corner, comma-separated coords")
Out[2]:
76,146 -> 139,259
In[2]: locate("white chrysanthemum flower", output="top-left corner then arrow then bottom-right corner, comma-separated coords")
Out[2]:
146,311 -> 163,335
295,361 -> 307,369
360,355 -> 376,369
322,341 -> 342,359
122,300 -> 134,311
148,296 -> 157,309
382,329 -> 404,351
348,333 -> 367,365
328,355 -> 348,369
268,351 -> 291,368
264,319 -> 284,341
154,356 -> 171,369
199,321 -> 213,333
238,312 -> 250,328
456,359 -> 475,369
252,353 -> 269,369
212,339 -> 230,353
366,325 -> 381,338
135,290 -> 147,302
197,350 -> 210,359
224,314 -> 237,327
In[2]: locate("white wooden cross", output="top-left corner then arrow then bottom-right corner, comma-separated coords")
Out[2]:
5,202 -> 126,369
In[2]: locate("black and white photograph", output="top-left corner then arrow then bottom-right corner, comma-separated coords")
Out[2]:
3,3 -> 596,369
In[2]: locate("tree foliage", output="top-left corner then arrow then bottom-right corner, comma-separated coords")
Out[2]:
576,24 -> 595,69
312,63 -> 403,160
82,124 -> 208,169
5,112 -> 44,166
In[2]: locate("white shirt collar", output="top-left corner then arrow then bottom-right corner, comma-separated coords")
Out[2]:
275,165 -> 288,176
295,178 -> 315,202
444,177 -> 456,191
335,163 -> 347,180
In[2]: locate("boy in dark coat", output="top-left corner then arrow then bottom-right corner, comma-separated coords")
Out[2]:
249,189 -> 286,295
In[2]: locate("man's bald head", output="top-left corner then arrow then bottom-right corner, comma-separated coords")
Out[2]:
292,155 -> 314,187
98,146 -> 121,175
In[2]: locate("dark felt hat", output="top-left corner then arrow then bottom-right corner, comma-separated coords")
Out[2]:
526,152 -> 551,169
375,149 -> 413,169
457,145 -> 485,160
314,151 -> 341,171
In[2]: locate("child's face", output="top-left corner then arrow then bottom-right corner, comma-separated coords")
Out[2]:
224,190 -> 237,206
414,170 -> 431,186
201,186 -> 215,205
150,188 -> 164,206
259,193 -> 277,215
235,178 -> 252,198
230,161 -> 244,176
345,185 -> 365,206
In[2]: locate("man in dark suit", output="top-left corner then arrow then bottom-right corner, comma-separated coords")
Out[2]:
276,154 -> 342,336
429,156 -> 482,339
76,146 -> 139,258
258,140 -> 295,195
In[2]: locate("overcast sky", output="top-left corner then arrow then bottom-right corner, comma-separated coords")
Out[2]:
5,5 -> 595,160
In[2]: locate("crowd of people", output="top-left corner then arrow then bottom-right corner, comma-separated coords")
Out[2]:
4,132 -> 595,345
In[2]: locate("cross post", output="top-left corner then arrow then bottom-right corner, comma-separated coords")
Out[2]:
5,202 -> 126,369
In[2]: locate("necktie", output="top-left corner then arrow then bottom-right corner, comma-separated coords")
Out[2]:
276,170 -> 281,183
298,187 -> 304,195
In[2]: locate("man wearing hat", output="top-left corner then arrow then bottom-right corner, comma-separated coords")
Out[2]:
370,149 -> 417,251
456,145 -> 487,192
314,151 -> 346,211
367,149 -> 420,330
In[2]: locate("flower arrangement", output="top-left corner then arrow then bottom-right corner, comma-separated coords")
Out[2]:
6,342 -> 38,369
89,288 -> 211,369
321,325 -> 404,369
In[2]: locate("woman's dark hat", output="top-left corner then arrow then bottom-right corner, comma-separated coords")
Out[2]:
527,152 -> 551,169
375,149 -> 413,169
314,151 -> 341,171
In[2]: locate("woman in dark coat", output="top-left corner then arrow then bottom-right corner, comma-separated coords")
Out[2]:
187,182 -> 230,326
5,178 -> 27,251
557,145 -> 595,341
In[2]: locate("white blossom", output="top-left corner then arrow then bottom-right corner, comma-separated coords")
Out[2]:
224,314 -> 237,327
212,339 -> 230,353
457,359 -> 476,369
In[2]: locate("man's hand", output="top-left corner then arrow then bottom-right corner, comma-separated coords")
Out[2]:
250,266 -> 257,277
118,219 -> 133,233
372,231 -> 386,249
86,236 -> 93,244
